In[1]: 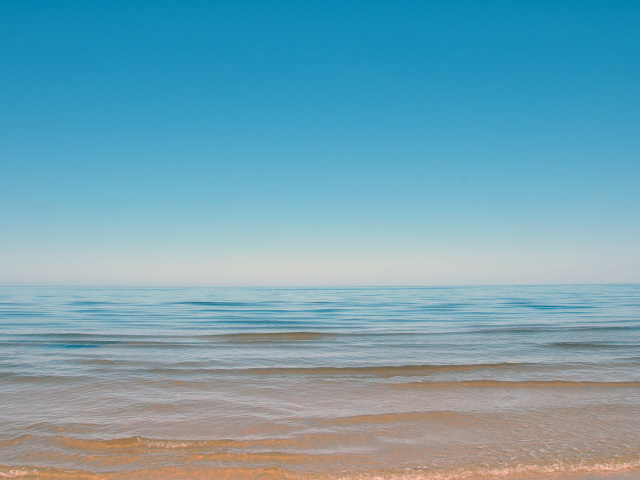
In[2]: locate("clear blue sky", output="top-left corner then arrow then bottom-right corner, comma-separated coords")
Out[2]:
1,0 -> 639,286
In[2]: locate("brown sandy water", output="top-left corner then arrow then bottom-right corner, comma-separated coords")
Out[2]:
1,286 -> 639,479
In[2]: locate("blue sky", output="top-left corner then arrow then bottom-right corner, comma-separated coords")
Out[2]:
1,1 -> 639,286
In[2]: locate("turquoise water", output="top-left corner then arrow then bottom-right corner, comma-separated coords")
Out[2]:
1,285 -> 639,479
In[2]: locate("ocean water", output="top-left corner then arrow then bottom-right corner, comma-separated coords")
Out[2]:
1,285 -> 639,480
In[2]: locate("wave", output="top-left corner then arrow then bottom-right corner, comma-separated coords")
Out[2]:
0,434 -> 220,453
0,330 -> 350,342
334,458 -> 640,480
0,311 -> 44,317
325,411 -> 469,426
69,301 -> 119,306
0,464 -> 291,480
54,435 -> 242,451
501,300 -> 595,310
241,362 -> 535,376
1,456 -> 639,480
169,301 -> 259,307
549,341 -> 635,349
147,362 -> 541,378
0,434 -> 284,455
0,465 -> 101,479
415,303 -> 469,311
5,368 -> 638,387
5,324 -> 638,345
390,379 -> 640,389
209,332 -> 339,341
0,435 -> 35,450
8,435 -> 357,466
0,372 -> 94,384
473,324 -> 640,334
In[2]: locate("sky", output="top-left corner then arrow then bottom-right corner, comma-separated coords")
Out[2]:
1,0 -> 639,286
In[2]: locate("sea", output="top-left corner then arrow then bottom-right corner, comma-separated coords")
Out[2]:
1,285 -> 639,480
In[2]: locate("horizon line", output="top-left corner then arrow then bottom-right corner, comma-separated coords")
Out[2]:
1,282 -> 638,289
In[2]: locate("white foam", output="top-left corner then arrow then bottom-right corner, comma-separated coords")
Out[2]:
0,469 -> 33,478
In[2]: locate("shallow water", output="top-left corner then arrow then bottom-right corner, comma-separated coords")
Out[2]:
1,285 -> 639,479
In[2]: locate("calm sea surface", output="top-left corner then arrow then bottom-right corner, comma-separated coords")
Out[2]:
1,285 -> 639,479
